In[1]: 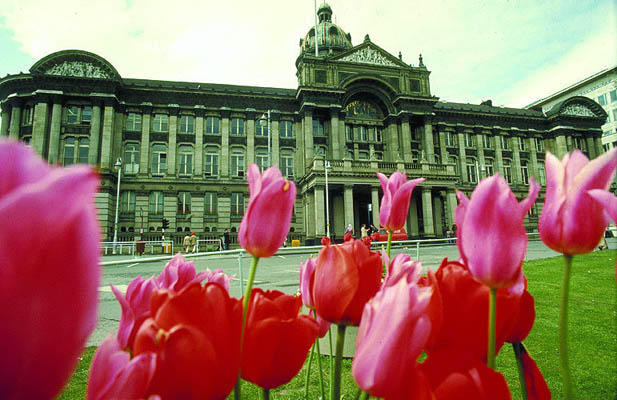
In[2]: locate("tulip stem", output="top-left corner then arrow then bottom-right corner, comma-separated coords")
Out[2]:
559,254 -> 574,399
262,388 -> 270,400
512,342 -> 530,400
328,326 -> 334,386
386,231 -> 393,259
236,256 -> 260,400
315,333 -> 326,399
487,287 -> 497,369
331,324 -> 346,400
304,341 -> 315,399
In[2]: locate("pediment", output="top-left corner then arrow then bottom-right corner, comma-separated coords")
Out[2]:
332,42 -> 408,69
561,103 -> 596,117
30,50 -> 122,81
556,96 -> 606,119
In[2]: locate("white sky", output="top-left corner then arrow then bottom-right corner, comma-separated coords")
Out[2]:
0,0 -> 615,108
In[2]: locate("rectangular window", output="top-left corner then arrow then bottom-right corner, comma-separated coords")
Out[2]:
151,145 -> 167,175
482,135 -> 492,148
521,164 -> 529,185
357,126 -> 368,142
518,137 -> 526,151
204,152 -> 219,177
256,121 -> 269,137
312,120 -> 325,136
345,125 -> 354,141
446,131 -> 457,147
466,163 -> 477,183
537,162 -> 546,185
67,106 -> 79,124
500,136 -> 510,150
534,138 -> 544,152
120,191 -> 136,213
152,114 -> 169,132
123,144 -> 140,174
231,118 -> 245,136
369,127 -> 382,142
231,152 -> 245,177
177,192 -> 191,214
610,90 -> 617,103
21,107 -> 33,125
485,163 -> 494,177
205,116 -> 220,134
231,192 -> 244,215
204,192 -> 218,215
598,94 -> 607,106
573,137 -> 587,151
612,109 -> 617,122
464,133 -> 474,148
179,116 -> 194,134
125,113 -> 142,131
78,138 -> 89,164
280,120 -> 294,138
503,164 -> 512,184
255,149 -> 269,171
62,137 -> 75,166
82,106 -> 92,122
178,152 -> 193,175
281,151 -> 294,178
149,191 -> 164,215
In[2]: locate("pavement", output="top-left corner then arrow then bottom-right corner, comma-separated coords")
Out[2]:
92,238 -> 617,356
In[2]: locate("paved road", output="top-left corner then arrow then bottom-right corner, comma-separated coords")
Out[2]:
91,238 -> 617,347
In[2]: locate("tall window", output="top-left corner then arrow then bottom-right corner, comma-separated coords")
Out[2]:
483,135 -> 492,148
281,149 -> 294,178
369,127 -> 382,142
204,146 -> 219,178
466,159 -> 478,183
484,159 -> 494,177
256,121 -> 269,137
537,161 -> 546,185
205,116 -> 220,134
21,107 -> 33,125
503,161 -> 512,184
534,138 -> 544,152
120,191 -> 136,213
520,161 -> 529,185
573,137 -> 587,151
280,120 -> 293,138
464,133 -> 474,148
255,148 -> 269,171
374,151 -> 383,160
123,143 -> 140,174
62,137 -> 89,166
231,192 -> 244,215
177,192 -> 191,214
178,145 -> 193,176
231,148 -> 245,177
345,125 -> 354,141
314,145 -> 327,157
149,191 -> 164,215
152,114 -> 169,132
356,126 -> 368,142
518,137 -> 526,151
500,136 -> 510,150
179,116 -> 194,134
151,144 -> 167,175
231,118 -> 245,136
66,106 -> 79,124
204,192 -> 218,215
312,120 -> 325,136
82,106 -> 92,122
449,155 -> 459,174
446,131 -> 457,147
597,94 -> 607,106
125,113 -> 142,131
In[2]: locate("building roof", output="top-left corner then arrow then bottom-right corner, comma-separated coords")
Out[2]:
435,101 -> 544,117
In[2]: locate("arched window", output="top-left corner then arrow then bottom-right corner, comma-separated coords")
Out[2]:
204,146 -> 219,178
520,160 -> 529,185
178,145 -> 194,176
466,158 -> 478,183
231,148 -> 245,177
120,191 -> 136,213
503,159 -> 513,184
179,116 -> 194,134
62,137 -> 89,166
281,149 -> 294,178
255,147 -> 269,171
123,143 -> 140,174
484,158 -> 494,177
151,144 -> 167,175
177,192 -> 191,214
149,191 -> 164,215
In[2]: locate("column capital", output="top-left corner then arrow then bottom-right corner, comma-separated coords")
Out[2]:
219,106 -> 231,119
300,102 -> 316,115
168,104 -> 180,116
140,102 -> 153,114
194,105 -> 206,118
269,109 -> 281,122
245,107 -> 257,120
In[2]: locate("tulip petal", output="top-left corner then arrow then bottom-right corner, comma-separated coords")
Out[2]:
246,163 -> 262,200
519,177 -> 540,217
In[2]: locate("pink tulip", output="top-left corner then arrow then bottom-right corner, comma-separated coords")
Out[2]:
239,164 -> 297,258
299,257 -> 317,308
155,253 -> 210,291
0,139 -> 100,399
588,188 -> 617,281
202,267 -> 234,292
377,171 -> 425,232
539,149 -> 617,255
456,174 -> 539,288
352,253 -> 432,399
87,334 -> 156,400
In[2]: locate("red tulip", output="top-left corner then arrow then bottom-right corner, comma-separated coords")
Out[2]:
456,174 -> 538,288
539,149 -> 617,255
417,268 -> 444,349
241,289 -> 319,389
86,334 -> 156,400
344,232 -> 353,242
362,235 -> 372,249
352,254 -> 432,399
377,171 -> 425,231
427,259 -> 522,361
321,236 -> 331,246
517,344 -> 551,400
239,164 -> 296,258
420,349 -> 512,399
312,240 -> 382,325
505,287 -> 535,343
0,139 -> 100,399
133,282 -> 242,399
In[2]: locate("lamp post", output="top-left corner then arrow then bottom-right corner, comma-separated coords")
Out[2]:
112,157 -> 122,255
259,110 -> 271,169
325,160 -> 331,238
139,207 -> 144,234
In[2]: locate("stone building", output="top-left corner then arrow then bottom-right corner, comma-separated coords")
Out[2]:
0,4 -> 607,246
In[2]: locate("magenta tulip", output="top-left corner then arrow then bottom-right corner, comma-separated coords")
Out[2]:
87,334 -> 156,400
239,163 -> 297,258
299,256 -> 317,308
456,174 -> 538,288
539,149 -> 617,255
377,171 -> 425,231
0,139 -> 100,398
352,253 -> 432,399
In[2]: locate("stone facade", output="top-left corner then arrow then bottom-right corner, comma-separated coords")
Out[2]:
0,8 -> 608,246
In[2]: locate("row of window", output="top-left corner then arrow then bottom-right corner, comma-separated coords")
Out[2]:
450,156 -> 546,186
120,191 -> 245,216
597,89 -> 617,106
444,132 -> 545,152
345,124 -> 382,142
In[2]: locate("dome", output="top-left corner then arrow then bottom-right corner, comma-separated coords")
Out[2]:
300,3 -> 352,56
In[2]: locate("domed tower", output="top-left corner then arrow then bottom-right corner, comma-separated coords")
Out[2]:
300,3 -> 352,57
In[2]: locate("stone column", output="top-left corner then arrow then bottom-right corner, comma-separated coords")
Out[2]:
48,101 -> 63,164
8,101 -> 21,139
511,135 -> 522,184
554,135 -> 568,159
246,108 -> 256,164
191,194 -> 204,233
306,192 -> 316,238
303,106 -> 314,168
445,189 -> 457,230
474,128 -> 486,178
330,106 -> 341,159
438,127 -> 447,165
565,135 -> 573,152
88,103 -> 102,165
31,101 -> 49,156
493,129 -> 504,175
586,136 -> 597,159
528,136 -> 538,180
100,105 -> 116,170
423,116 -> 435,162
218,193 -> 231,230
344,185 -> 354,228
167,105 -> 178,176
139,104 -> 152,176
433,195 -> 444,236
408,194 -> 419,236
456,127 -> 468,181
295,116 -> 304,175
388,117 -> 400,161
421,187 -> 435,237
401,116 -> 413,162
371,186 -> 380,226
0,103 -> 9,136
314,186 -> 325,237
594,136 -> 604,157
220,107 -> 231,177
271,110 -> 280,167
194,106 -> 205,177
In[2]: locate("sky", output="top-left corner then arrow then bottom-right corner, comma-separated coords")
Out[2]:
0,0 -> 615,108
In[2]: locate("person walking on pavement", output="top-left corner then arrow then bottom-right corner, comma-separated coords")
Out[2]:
190,232 -> 197,253
361,224 -> 368,238
183,233 -> 191,253
224,229 -> 231,250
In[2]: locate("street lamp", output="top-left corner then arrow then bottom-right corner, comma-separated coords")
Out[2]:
325,160 -> 332,238
139,207 -> 144,234
259,110 -> 271,169
112,157 -> 122,254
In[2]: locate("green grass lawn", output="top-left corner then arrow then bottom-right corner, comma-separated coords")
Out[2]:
59,251 -> 617,399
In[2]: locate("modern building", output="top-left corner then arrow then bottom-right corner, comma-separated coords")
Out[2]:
0,4 -> 608,246
527,66 -> 617,151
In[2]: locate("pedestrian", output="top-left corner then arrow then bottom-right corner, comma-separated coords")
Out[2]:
183,233 -> 191,253
361,224 -> 368,238
190,232 -> 197,253
224,228 -> 231,250
369,224 -> 378,236
345,223 -> 353,236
